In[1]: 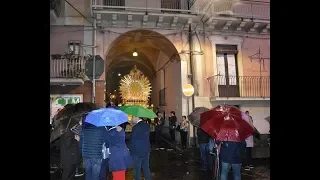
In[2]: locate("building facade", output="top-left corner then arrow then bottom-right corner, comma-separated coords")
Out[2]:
50,0 -> 270,157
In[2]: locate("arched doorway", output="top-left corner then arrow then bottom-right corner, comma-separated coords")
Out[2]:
105,29 -> 182,119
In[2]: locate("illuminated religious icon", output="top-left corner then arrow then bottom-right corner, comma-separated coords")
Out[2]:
119,65 -> 151,107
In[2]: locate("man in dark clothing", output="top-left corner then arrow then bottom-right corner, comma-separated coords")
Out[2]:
154,112 -> 164,147
60,130 -> 80,180
80,123 -> 105,180
217,140 -> 246,180
131,116 -> 151,180
169,111 -> 177,142
197,128 -> 213,171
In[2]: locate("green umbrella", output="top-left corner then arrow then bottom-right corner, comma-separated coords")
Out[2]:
119,105 -> 157,119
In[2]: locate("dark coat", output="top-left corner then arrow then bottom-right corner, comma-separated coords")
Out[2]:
197,128 -> 210,144
169,116 -> 177,128
80,124 -> 104,159
60,130 -> 80,164
130,120 -> 150,157
217,141 -> 246,164
154,117 -> 164,131
107,128 -> 132,172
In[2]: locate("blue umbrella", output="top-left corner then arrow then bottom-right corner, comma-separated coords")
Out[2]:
85,108 -> 128,127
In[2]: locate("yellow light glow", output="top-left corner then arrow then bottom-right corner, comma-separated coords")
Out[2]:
133,51 -> 138,56
119,65 -> 151,106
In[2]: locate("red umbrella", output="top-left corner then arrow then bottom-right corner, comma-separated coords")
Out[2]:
200,105 -> 254,142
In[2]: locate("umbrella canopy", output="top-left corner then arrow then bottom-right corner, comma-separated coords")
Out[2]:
200,105 -> 254,142
188,107 -> 209,128
85,108 -> 128,127
54,102 -> 97,122
50,102 -> 96,143
119,105 -> 157,119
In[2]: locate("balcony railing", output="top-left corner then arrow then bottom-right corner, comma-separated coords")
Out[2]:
207,75 -> 270,98
50,54 -> 86,79
94,0 -> 198,14
50,0 -> 61,17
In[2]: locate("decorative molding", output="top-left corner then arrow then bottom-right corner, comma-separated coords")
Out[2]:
209,35 -> 244,44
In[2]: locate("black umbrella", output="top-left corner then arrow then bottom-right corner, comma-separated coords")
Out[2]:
50,102 -> 97,143
188,107 -> 210,128
253,127 -> 261,140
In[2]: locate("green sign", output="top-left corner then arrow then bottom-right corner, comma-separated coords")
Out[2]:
50,94 -> 83,106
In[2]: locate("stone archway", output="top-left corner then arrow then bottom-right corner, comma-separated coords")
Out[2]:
104,29 -> 184,121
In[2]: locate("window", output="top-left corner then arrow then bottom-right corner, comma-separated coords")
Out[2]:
217,54 -> 237,85
104,0 -> 125,6
216,45 -> 240,97
68,41 -> 81,55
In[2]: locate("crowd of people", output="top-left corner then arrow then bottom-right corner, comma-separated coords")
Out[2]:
55,104 -> 256,180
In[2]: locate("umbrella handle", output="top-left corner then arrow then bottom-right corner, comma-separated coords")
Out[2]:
66,117 -> 72,130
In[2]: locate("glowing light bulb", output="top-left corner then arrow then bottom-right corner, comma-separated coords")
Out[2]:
133,51 -> 138,56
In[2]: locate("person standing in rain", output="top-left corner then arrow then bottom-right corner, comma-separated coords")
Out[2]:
60,129 -> 80,180
130,116 -> 151,180
80,123 -> 105,180
99,127 -> 110,180
180,116 -> 189,148
154,112 -> 164,148
168,111 -> 177,142
106,123 -> 132,180
70,119 -> 84,177
244,110 -> 254,171
197,127 -> 212,171
217,140 -> 246,180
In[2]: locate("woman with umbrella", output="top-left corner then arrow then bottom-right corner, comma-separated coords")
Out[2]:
106,123 -> 132,180
200,105 -> 254,180
84,107 -> 132,180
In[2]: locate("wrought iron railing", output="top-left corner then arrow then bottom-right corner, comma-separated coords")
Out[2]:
50,0 -> 61,17
207,75 -> 270,98
50,54 -> 86,78
94,0 -> 198,14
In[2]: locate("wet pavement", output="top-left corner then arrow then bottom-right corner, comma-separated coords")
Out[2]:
50,135 -> 270,180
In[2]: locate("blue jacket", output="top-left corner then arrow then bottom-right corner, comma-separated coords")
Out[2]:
107,128 -> 132,172
80,123 -> 105,159
218,141 -> 246,164
130,120 -> 150,157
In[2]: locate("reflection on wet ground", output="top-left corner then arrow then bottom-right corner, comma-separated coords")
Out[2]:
51,148 -> 269,180
50,134 -> 270,180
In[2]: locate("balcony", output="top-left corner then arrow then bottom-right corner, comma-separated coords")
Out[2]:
50,0 -> 61,23
207,75 -> 270,101
93,0 -> 198,28
50,54 -> 88,86
94,0 -> 196,13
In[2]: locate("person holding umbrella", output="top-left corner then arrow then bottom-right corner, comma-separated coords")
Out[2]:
60,129 -> 80,180
80,123 -> 105,180
106,123 -> 132,180
119,105 -> 157,180
200,105 -> 255,180
217,140 -> 246,180
83,107 -> 131,180
130,116 -> 151,180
